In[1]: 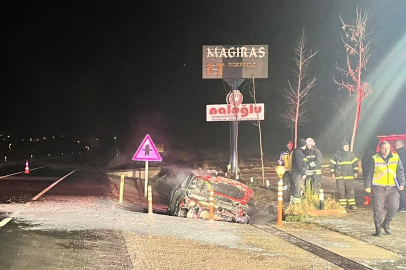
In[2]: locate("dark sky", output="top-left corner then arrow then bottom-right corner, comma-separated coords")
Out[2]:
1,0 -> 405,155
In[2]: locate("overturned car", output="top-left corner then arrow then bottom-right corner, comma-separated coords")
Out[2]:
168,171 -> 254,224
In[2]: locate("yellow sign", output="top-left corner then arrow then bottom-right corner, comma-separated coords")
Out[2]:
275,166 -> 286,179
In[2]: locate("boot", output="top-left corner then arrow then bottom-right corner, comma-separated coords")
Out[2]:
373,221 -> 382,237
382,219 -> 391,235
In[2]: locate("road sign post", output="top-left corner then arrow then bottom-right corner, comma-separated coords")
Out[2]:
132,134 -> 162,197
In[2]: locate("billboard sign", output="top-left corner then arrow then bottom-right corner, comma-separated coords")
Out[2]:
206,104 -> 265,122
202,45 -> 268,79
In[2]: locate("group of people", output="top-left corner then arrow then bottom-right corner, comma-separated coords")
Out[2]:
278,138 -> 406,237
278,137 -> 323,204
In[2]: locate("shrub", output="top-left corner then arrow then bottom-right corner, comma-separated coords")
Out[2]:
284,181 -> 344,221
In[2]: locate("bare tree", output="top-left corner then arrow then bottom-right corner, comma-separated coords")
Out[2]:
334,6 -> 372,152
282,30 -> 318,147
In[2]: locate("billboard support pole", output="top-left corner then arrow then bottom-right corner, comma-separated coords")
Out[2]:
226,79 -> 245,178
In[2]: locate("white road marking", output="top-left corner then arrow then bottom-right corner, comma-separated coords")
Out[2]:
0,156 -> 109,229
0,169 -> 77,229
0,166 -> 46,179
31,170 -> 77,201
0,217 -> 12,227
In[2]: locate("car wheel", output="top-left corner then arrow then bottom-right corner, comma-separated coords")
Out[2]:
177,207 -> 188,218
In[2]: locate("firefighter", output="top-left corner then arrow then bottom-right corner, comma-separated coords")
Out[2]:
291,138 -> 307,204
395,140 -> 406,211
364,141 -> 405,236
304,138 -> 322,193
278,141 -> 294,200
330,140 -> 359,210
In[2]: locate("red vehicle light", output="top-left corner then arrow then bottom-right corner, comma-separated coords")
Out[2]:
376,134 -> 406,153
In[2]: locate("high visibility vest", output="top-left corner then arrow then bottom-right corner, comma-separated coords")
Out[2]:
372,153 -> 399,186
280,151 -> 293,172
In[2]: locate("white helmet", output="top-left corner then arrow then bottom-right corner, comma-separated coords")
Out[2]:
306,138 -> 315,147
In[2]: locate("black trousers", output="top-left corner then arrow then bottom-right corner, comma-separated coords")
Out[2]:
336,179 -> 355,204
305,174 -> 321,193
292,172 -> 304,200
282,171 -> 292,201
399,187 -> 406,209
372,185 -> 399,223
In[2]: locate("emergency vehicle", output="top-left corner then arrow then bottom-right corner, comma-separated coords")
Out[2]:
376,134 -> 406,153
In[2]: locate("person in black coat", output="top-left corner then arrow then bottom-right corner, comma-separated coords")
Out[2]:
291,138 -> 307,204
361,148 -> 376,179
395,140 -> 406,211
330,141 -> 359,210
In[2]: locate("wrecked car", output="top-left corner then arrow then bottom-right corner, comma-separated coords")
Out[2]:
168,171 -> 254,224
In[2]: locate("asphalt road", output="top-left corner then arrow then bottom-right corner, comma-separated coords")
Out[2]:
0,153 -> 130,269
1,155 -> 405,269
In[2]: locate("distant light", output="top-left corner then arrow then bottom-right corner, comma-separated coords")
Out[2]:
114,137 -> 117,140
30,138 -> 33,142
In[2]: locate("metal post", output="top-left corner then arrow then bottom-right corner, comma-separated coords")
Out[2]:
229,78 -> 239,176
148,185 -> 153,214
224,78 -> 245,177
229,119 -> 239,176
144,161 -> 149,197
319,189 -> 324,210
277,179 -> 283,224
119,175 -> 125,203
209,187 -> 214,221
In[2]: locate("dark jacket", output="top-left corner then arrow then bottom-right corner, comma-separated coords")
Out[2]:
292,147 -> 307,176
330,150 -> 359,180
364,151 -> 406,189
361,149 -> 375,178
397,147 -> 406,167
304,147 -> 322,176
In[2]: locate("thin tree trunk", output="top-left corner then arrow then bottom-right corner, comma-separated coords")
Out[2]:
252,78 -> 265,186
351,98 -> 361,152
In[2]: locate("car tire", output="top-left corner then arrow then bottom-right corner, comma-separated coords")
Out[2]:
173,204 -> 187,218
177,207 -> 188,218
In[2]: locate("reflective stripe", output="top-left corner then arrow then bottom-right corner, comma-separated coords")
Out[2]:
339,199 -> 347,205
340,161 -> 353,165
292,197 -> 302,203
372,154 -> 399,186
348,198 -> 356,205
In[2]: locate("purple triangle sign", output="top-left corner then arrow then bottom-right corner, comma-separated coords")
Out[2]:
132,134 -> 162,161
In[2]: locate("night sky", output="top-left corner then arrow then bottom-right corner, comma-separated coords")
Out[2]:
1,0 -> 405,156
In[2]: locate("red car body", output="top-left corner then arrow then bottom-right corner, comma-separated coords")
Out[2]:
168,171 -> 254,223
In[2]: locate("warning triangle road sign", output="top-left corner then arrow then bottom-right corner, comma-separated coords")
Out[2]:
132,134 -> 162,161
